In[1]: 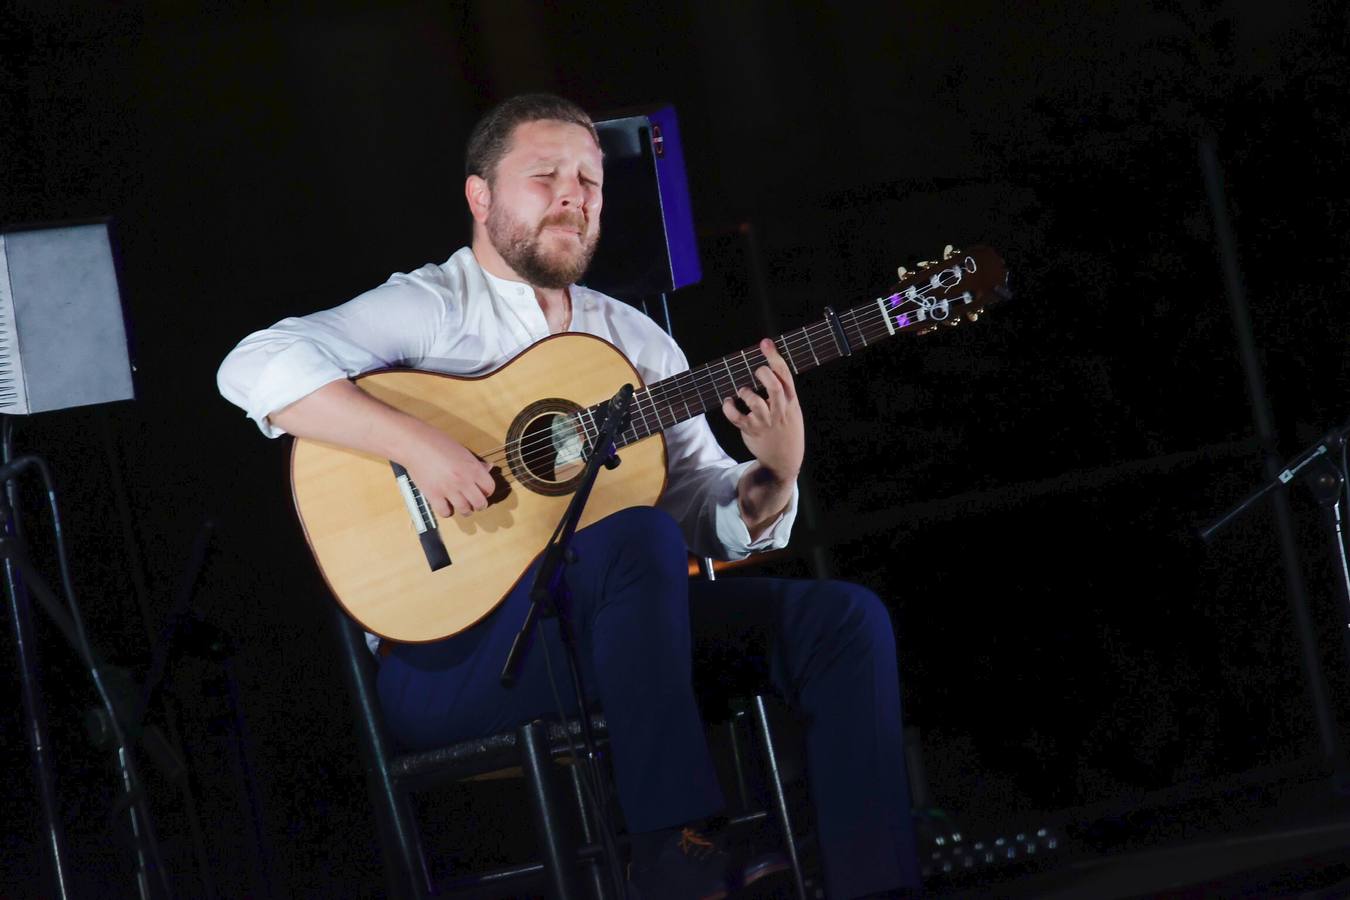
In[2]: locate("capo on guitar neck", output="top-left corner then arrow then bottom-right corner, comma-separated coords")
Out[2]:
823,306 -> 852,357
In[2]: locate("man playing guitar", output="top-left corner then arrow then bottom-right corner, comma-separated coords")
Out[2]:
218,94 -> 920,899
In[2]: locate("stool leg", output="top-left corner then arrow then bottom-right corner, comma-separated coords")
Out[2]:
334,617 -> 432,898
385,787 -> 432,898
566,760 -> 612,900
520,720 -> 580,900
752,696 -> 807,900
728,712 -> 751,809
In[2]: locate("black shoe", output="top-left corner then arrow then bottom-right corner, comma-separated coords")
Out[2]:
627,826 -> 732,900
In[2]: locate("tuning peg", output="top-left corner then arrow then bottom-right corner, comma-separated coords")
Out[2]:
946,317 -> 960,326
897,265 -> 909,280
968,312 -> 979,322
943,244 -> 955,260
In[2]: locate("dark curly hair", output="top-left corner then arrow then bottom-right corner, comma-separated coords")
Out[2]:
465,94 -> 599,182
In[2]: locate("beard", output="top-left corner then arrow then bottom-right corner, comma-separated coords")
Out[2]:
486,205 -> 600,290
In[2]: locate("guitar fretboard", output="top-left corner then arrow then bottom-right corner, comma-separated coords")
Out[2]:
576,257 -> 981,449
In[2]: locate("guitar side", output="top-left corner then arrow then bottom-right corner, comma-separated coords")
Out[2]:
290,333 -> 668,643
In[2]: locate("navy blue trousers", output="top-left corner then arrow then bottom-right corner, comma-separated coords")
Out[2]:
377,507 -> 920,897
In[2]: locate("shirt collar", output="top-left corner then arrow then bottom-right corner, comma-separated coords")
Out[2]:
478,262 -> 542,305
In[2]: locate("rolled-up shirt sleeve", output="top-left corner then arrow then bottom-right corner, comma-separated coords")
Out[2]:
637,334 -> 799,560
657,418 -> 799,560
217,275 -> 452,437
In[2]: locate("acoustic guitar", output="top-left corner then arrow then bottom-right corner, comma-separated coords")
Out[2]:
291,246 -> 1008,642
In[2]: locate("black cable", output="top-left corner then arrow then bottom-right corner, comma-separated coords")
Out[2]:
4,455 -> 172,899
539,615 -> 629,899
4,416 -> 24,543
1338,435 -> 1350,612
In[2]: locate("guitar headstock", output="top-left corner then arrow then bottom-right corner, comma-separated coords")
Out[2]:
884,245 -> 1009,335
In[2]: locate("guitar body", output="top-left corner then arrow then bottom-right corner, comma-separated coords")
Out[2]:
290,333 -> 667,643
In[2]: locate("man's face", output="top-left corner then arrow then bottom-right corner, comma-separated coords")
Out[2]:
482,119 -> 604,289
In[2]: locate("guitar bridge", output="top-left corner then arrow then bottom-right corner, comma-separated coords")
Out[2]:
390,462 -> 451,571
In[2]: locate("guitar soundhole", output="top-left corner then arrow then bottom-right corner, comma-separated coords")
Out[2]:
507,398 -> 588,496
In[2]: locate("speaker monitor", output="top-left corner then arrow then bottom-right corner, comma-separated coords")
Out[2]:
0,221 -> 135,414
585,104 -> 702,301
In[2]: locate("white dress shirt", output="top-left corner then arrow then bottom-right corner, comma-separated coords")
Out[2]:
217,246 -> 798,568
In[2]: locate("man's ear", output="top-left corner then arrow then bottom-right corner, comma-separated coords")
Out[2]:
465,175 -> 491,224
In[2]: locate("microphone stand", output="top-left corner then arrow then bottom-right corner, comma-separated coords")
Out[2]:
1201,421 -> 1350,771
0,450 -> 170,899
1200,425 -> 1350,548
1199,137 -> 1343,768
501,383 -> 634,898
0,444 -> 72,899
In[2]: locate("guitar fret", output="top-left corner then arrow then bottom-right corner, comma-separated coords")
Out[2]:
802,327 -> 820,367
647,392 -> 662,433
778,336 -> 798,375
847,308 -> 867,349
645,394 -> 661,434
633,392 -> 652,438
647,388 -> 665,431
687,367 -> 702,407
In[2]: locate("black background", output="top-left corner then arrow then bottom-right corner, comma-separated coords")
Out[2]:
5,1 -> 1350,895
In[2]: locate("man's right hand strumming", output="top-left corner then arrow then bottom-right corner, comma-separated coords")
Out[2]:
400,427 -> 496,519
268,379 -> 495,518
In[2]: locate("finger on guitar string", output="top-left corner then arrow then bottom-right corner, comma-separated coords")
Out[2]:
753,365 -> 788,418
721,394 -> 750,428
401,427 -> 495,518
758,337 -> 797,400
737,385 -> 772,426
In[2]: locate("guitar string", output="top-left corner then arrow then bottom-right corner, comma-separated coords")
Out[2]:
468,279 -> 971,475
437,299 -> 955,499
451,298 -> 966,497
576,266 -> 979,445
471,312 -> 872,480
474,296 -> 947,482
468,259 -> 983,468
401,268 -> 980,504
463,295 -> 964,492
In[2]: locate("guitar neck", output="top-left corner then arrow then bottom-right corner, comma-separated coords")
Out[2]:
597,284 -> 956,448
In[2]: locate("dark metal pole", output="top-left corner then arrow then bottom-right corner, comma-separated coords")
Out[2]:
0,416 -> 71,900
520,720 -> 580,900
1199,136 -> 1342,763
751,696 -> 807,900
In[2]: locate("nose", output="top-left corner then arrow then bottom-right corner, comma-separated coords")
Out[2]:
557,173 -> 584,209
